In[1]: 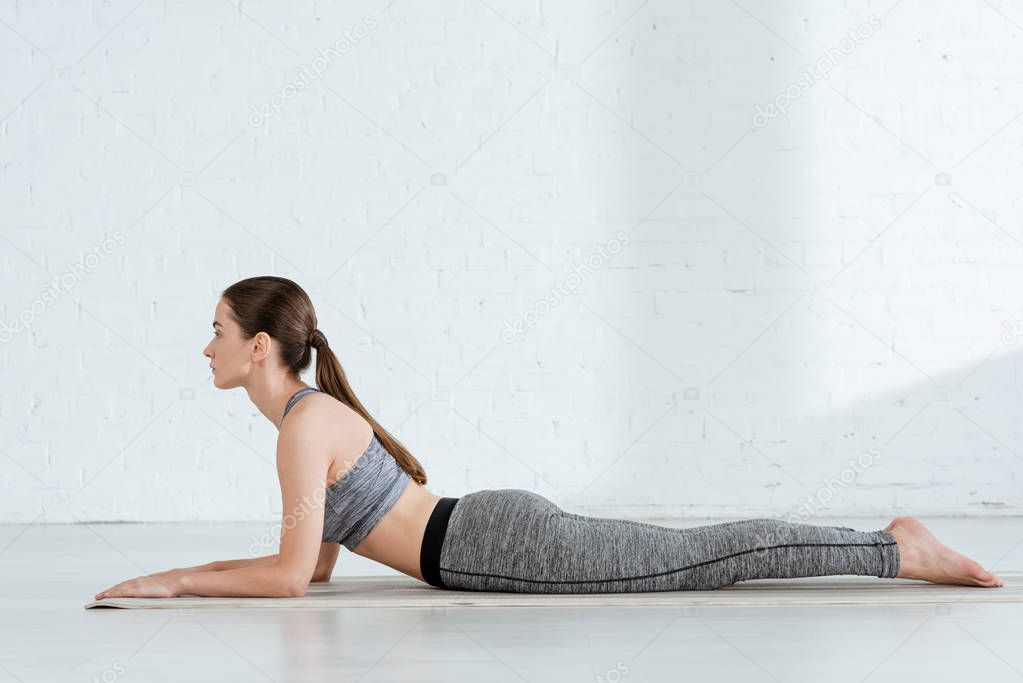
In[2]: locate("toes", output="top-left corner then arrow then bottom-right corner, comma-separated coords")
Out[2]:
971,562 -> 1000,582
973,570 -> 1002,587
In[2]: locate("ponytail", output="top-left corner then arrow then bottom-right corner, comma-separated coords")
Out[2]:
311,334 -> 428,486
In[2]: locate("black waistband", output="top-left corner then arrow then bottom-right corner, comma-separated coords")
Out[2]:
420,496 -> 459,588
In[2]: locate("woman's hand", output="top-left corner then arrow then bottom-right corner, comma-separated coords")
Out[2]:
95,573 -> 181,600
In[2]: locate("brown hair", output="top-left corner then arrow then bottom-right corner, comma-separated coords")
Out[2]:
220,275 -> 427,485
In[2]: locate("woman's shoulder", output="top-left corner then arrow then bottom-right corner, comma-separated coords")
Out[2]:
279,390 -> 371,443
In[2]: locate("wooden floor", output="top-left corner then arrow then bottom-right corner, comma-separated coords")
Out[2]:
6,516 -> 1023,681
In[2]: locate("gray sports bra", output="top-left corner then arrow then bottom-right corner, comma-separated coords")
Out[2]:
281,387 -> 412,551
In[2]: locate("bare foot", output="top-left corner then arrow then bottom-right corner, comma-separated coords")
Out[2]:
884,516 -> 1004,588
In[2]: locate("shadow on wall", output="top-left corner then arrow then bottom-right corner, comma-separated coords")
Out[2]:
560,2 -> 1023,518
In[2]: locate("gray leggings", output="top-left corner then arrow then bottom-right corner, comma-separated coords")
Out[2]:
420,489 -> 900,593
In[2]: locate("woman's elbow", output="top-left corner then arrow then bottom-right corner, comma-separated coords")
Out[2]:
282,579 -> 308,597
276,569 -> 310,597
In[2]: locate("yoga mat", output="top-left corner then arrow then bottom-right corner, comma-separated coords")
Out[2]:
84,572 -> 1022,609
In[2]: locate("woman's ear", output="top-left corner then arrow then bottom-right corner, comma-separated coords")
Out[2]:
251,331 -> 273,362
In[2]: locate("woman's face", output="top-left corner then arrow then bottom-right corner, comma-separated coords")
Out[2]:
202,299 -> 249,389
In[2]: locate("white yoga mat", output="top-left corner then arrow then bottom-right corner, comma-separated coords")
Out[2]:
84,572 -> 1022,609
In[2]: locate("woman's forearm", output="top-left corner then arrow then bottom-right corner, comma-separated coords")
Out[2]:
164,554 -> 279,574
203,554 -> 280,572
177,562 -> 299,597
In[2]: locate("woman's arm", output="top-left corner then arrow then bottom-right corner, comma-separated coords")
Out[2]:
149,554 -> 279,578
177,424 -> 331,597
95,414 -> 332,600
197,554 -> 280,572
95,552 -> 311,599
177,562 -> 300,597
173,539 -> 337,593
312,542 -> 340,582
168,543 -> 337,578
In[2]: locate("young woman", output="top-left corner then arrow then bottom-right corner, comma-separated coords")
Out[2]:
95,276 -> 1003,600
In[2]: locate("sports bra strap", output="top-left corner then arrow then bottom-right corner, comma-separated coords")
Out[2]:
281,387 -> 320,424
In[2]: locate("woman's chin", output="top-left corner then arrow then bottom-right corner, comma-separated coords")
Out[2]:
213,374 -> 238,390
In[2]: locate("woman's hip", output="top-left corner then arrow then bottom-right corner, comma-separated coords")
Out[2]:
420,488 -> 562,589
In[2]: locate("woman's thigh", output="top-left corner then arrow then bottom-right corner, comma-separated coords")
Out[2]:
437,489 -> 733,593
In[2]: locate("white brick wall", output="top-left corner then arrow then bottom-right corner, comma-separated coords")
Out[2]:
2,0 -> 1022,524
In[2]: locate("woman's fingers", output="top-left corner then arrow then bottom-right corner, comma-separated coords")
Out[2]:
95,575 -> 176,599
96,579 -> 131,599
